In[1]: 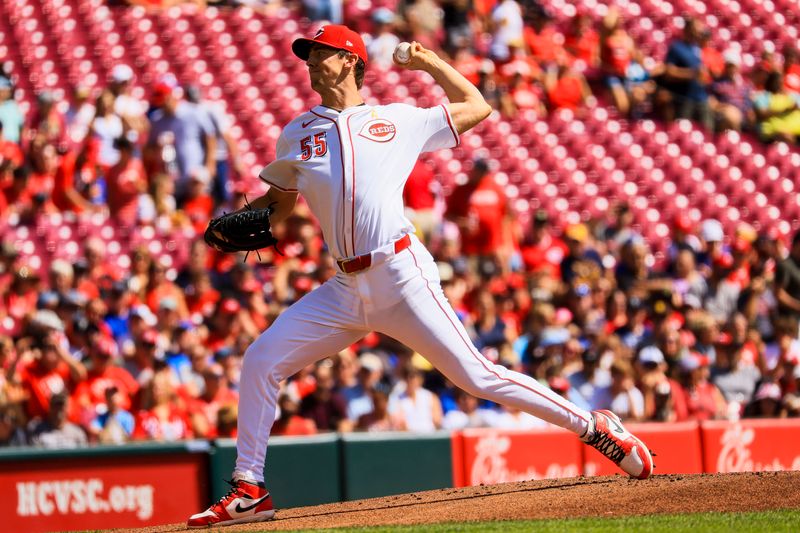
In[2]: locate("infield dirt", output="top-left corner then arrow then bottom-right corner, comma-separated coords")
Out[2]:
132,471 -> 800,532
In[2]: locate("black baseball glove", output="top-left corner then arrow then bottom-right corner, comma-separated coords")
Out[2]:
204,203 -> 279,259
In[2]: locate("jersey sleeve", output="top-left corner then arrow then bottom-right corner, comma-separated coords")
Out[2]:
258,130 -> 299,192
413,104 -> 460,153
422,104 -> 459,152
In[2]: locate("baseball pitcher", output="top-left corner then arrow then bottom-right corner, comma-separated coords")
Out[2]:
189,24 -> 654,528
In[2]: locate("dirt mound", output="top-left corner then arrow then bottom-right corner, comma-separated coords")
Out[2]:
135,472 -> 800,532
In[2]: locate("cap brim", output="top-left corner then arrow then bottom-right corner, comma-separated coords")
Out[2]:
292,38 -> 315,61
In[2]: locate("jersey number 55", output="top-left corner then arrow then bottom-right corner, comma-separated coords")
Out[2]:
300,133 -> 328,161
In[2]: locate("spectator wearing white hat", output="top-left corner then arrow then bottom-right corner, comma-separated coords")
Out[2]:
744,382 -> 783,418
65,85 -> 96,150
345,352 -> 384,417
673,352 -> 727,421
365,8 -> 400,69
109,64 -> 147,135
636,345 -> 676,420
89,89 -> 124,170
698,218 -> 725,268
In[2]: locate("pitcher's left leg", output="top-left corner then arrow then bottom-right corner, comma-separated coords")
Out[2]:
372,246 -> 653,478
372,250 -> 591,433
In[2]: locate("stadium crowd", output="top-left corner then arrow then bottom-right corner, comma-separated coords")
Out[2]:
2,1 -> 800,448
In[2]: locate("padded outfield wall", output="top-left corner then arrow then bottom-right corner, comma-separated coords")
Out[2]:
2,420 -> 800,531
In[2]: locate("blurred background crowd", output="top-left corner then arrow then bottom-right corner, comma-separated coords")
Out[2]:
2,0 -> 800,449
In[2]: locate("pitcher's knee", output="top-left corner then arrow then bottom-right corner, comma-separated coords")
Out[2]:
242,343 -> 278,375
450,373 -> 487,398
452,362 -> 510,398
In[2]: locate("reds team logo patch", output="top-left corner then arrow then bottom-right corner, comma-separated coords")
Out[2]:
358,119 -> 397,143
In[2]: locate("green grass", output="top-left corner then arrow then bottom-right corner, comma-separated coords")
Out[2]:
282,509 -> 800,533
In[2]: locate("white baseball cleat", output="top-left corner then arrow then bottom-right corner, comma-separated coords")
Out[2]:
582,409 -> 654,479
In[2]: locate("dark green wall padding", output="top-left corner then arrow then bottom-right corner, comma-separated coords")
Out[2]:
341,431 -> 453,500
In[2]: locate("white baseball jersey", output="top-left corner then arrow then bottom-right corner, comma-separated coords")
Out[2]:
234,101 -> 592,486
259,103 -> 459,259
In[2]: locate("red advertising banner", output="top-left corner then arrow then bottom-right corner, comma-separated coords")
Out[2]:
456,428 -> 583,487
0,453 -> 207,532
701,419 -> 800,473
583,421 -> 704,476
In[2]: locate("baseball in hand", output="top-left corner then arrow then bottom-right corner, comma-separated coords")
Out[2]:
393,42 -> 411,64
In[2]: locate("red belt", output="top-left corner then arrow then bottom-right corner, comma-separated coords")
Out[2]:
336,234 -> 412,274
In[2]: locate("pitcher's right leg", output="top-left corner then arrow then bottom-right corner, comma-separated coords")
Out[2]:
234,279 -> 366,483
188,279 -> 365,528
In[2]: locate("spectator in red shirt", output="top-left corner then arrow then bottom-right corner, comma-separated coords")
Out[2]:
204,298 -> 260,353
3,267 -> 40,336
505,69 -> 546,118
73,336 -> 139,426
188,364 -> 238,438
272,393 -> 317,436
145,257 -> 189,318
26,91 -> 67,149
672,353 -> 727,421
1,166 -> 34,221
600,8 -> 637,115
784,45 -> 800,95
133,370 -> 191,441
699,28 -> 725,81
565,12 -> 600,73
451,40 -> 482,86
727,238 -> 752,290
106,135 -> 146,227
182,171 -> 214,234
545,62 -> 591,113
299,362 -> 351,432
185,272 -> 220,319
520,209 -> 568,278
523,9 -> 564,68
26,137 -> 59,207
51,137 -> 98,214
82,237 -> 115,293
18,327 -> 86,420
403,159 -> 438,245
445,159 -> 512,268
240,278 -> 269,332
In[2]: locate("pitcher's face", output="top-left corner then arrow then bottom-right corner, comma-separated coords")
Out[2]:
306,44 -> 355,93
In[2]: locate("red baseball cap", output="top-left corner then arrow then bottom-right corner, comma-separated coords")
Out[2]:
141,329 -> 159,345
292,25 -> 368,65
732,237 -> 751,253
673,213 -> 693,233
221,298 -> 241,314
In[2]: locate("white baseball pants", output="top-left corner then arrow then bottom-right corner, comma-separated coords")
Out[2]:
234,235 -> 591,483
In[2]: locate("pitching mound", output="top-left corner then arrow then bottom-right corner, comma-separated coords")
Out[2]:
136,472 -> 800,532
